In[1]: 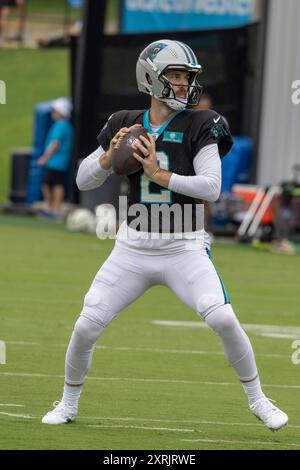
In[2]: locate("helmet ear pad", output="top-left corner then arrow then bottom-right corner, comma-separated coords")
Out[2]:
144,73 -> 153,94
161,82 -> 171,98
146,73 -> 152,85
158,74 -> 172,98
188,81 -> 203,106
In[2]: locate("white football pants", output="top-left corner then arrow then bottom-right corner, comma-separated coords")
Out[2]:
65,243 -> 258,385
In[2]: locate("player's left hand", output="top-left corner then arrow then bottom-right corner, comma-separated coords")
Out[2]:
132,133 -> 160,179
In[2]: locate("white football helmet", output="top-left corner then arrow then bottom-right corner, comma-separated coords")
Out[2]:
136,39 -> 203,111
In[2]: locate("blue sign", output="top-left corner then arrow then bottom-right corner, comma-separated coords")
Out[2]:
68,0 -> 83,8
122,0 -> 255,33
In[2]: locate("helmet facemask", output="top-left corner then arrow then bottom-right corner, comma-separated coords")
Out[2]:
157,68 -> 203,111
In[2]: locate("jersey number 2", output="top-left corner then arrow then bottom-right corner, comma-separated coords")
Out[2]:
140,151 -> 171,203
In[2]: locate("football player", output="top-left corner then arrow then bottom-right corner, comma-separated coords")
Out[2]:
42,40 -> 288,430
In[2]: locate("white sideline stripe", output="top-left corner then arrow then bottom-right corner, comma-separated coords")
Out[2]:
5,325 -> 300,340
0,412 -> 35,419
261,333 -> 299,340
2,296 -> 78,305
94,345 -> 227,355
4,341 -> 289,359
94,345 -> 287,359
6,341 -> 40,346
0,403 -> 24,407
87,424 -> 196,433
153,320 -> 300,340
78,416 -> 300,430
2,412 -> 300,431
1,371 -> 300,390
0,412 -> 194,433
181,438 -> 300,448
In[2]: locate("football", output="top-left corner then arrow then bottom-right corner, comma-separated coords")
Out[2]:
66,208 -> 96,234
111,126 -> 149,176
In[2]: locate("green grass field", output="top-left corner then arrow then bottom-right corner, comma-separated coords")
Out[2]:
0,49 -> 69,204
0,214 -> 299,450
0,1 -> 115,204
26,0 -> 117,21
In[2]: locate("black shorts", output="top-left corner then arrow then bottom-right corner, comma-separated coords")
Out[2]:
0,0 -> 17,8
43,169 -> 65,188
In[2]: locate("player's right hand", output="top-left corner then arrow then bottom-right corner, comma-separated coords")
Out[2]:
101,125 -> 142,170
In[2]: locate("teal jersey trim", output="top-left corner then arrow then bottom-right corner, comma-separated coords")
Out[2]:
218,273 -> 231,305
206,248 -> 230,305
143,109 -> 184,138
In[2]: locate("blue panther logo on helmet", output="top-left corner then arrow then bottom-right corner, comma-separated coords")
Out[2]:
141,42 -> 168,62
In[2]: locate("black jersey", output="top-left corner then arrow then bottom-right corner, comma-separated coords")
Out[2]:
97,109 -> 233,233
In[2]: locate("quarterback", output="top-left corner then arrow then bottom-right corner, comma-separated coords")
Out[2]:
42,39 -> 288,430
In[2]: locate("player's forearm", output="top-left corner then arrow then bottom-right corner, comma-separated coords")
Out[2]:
166,144 -> 222,201
76,146 -> 113,191
168,173 -> 221,201
99,150 -> 113,170
151,169 -> 172,188
151,168 -> 220,201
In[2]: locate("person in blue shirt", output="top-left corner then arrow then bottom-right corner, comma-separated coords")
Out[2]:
38,98 -> 73,218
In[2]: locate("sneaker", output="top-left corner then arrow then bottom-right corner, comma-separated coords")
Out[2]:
51,212 -> 65,222
250,397 -> 288,431
271,239 -> 296,255
41,401 -> 77,425
36,210 -> 57,220
7,34 -> 23,42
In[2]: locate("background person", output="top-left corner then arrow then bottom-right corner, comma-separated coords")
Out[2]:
0,0 -> 25,42
38,97 -> 73,219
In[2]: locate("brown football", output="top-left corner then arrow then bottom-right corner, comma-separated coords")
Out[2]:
111,126 -> 149,176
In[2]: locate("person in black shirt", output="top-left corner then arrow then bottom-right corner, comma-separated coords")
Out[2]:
42,39 -> 288,431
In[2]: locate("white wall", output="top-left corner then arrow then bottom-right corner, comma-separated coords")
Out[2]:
253,0 -> 262,21
257,0 -> 300,185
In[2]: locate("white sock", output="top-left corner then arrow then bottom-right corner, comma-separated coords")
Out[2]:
62,382 -> 83,408
241,375 -> 265,406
